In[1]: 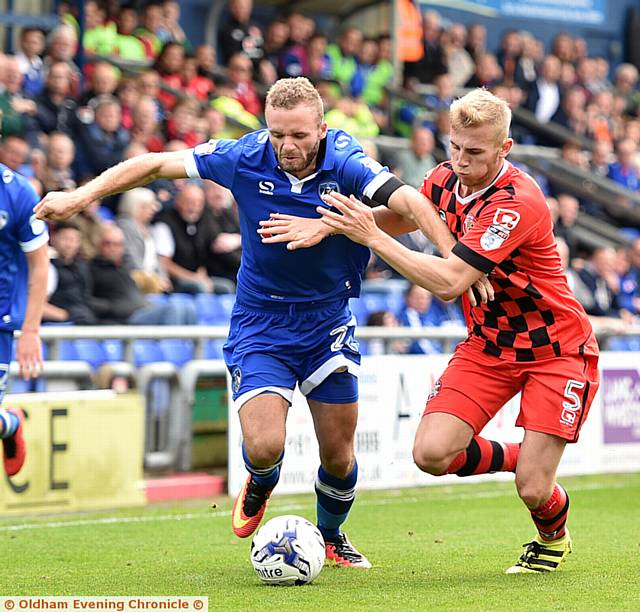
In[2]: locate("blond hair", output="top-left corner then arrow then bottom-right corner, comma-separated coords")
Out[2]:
450,88 -> 511,144
265,77 -> 324,122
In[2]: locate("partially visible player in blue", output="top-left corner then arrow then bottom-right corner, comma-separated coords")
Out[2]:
0,163 -> 49,477
35,77 -> 487,568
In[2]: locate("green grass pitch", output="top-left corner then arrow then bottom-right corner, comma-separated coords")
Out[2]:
1,473 -> 639,610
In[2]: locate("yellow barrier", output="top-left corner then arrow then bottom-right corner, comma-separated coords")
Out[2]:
1,391 -> 146,516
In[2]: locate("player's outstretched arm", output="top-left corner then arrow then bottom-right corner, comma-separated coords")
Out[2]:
17,244 -> 48,379
318,192 -> 484,301
34,151 -> 189,221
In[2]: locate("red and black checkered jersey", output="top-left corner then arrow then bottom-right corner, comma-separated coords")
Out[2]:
420,161 -> 594,362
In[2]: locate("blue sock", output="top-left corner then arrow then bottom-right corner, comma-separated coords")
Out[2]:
0,410 -> 19,439
242,442 -> 283,489
316,461 -> 358,541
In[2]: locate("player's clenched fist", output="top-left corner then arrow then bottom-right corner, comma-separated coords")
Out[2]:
34,191 -> 86,221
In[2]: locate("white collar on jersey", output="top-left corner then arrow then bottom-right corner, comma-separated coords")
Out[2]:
455,160 -> 510,206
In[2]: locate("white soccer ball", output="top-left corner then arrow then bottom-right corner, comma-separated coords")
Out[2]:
250,515 -> 326,586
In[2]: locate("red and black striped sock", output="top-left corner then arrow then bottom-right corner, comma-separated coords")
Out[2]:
531,483 -> 569,541
446,436 -> 520,476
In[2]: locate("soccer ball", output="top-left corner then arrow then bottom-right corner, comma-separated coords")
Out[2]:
250,515 -> 326,586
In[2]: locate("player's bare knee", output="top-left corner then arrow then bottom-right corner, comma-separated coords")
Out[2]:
412,444 -> 449,476
243,437 -> 285,468
516,478 -> 553,509
320,451 -> 354,479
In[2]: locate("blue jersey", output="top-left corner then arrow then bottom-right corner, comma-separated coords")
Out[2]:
185,129 -> 401,304
0,164 -> 49,332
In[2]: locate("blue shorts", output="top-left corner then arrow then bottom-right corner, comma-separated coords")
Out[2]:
0,330 -> 13,405
223,297 -> 360,408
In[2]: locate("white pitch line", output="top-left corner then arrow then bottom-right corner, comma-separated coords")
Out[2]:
0,479 -> 634,533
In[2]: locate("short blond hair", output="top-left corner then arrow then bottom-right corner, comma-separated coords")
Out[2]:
450,88 -> 511,143
265,77 -> 324,122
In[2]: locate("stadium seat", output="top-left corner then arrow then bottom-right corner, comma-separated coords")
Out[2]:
58,340 -> 78,361
168,292 -> 195,306
146,293 -> 169,306
7,377 -> 35,394
204,340 -> 226,360
132,340 -> 164,367
195,293 -> 221,324
348,297 -> 368,324
158,339 -> 194,366
102,339 -> 125,362
73,339 -> 107,369
216,294 -> 236,319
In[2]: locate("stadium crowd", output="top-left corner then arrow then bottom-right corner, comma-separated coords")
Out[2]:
0,0 -> 638,352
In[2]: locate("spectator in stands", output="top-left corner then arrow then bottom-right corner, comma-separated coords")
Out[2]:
424,73 -> 455,113
578,247 -> 622,317
28,61 -> 77,140
465,23 -> 486,61
203,181 -> 242,283
414,10 -> 446,85
165,98 -> 200,148
525,54 -> 562,126
551,86 -> 588,137
613,63 -> 640,117
195,44 -> 218,82
79,61 -> 119,107
392,127 -> 437,188
277,11 -> 313,79
137,69 -> 166,118
117,187 -> 170,294
619,238 -> 640,315
44,220 -> 97,325
0,135 -> 30,175
551,32 -> 575,64
16,28 -> 45,97
559,139 -> 588,171
44,24 -> 80,98
154,41 -> 186,111
227,52 -> 263,117
42,132 -> 76,194
397,283 -> 442,354
398,0 -> 424,82
91,224 -> 196,325
116,77 -> 138,131
464,52 -> 502,89
443,23 -> 474,88
496,30 -> 523,86
82,0 -> 109,56
152,182 -> 235,294
74,197 -> 106,260
326,25 -> 363,95
514,32 -> 539,90
75,95 -> 131,179
359,34 -> 393,108
135,2 -> 164,59
434,109 -> 451,157
607,138 -> 639,192
590,139 -> 613,178
182,56 -> 214,102
305,33 -> 331,84
262,18 -> 289,74
556,237 -> 595,313
365,310 -> 409,356
0,56 -> 31,138
110,5 -> 147,61
218,0 -> 264,68
158,0 -> 191,50
586,90 -> 616,143
555,193 -> 580,258
130,96 -> 166,153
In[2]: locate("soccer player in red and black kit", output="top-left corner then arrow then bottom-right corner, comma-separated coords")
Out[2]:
319,88 -> 600,574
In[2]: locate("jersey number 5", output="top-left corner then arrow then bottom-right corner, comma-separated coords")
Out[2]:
560,379 -> 585,426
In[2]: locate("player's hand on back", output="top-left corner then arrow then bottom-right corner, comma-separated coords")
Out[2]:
317,192 -> 380,247
16,330 -> 42,380
258,213 -> 332,251
34,191 -> 86,221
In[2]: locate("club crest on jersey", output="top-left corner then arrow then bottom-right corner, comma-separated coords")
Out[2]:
493,208 -> 520,231
231,367 -> 242,393
0,210 -> 7,230
480,224 -> 510,251
463,213 -> 477,234
318,181 -> 340,197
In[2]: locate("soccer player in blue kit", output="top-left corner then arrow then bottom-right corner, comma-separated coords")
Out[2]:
36,77 -> 490,567
0,163 -> 49,477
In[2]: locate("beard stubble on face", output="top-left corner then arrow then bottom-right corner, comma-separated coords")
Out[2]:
277,139 -> 320,175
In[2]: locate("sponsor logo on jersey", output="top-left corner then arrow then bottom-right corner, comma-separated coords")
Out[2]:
427,379 -> 442,403
480,224 -> 510,251
29,214 -> 46,236
259,180 -> 275,196
335,134 -> 351,149
256,130 -> 270,144
318,181 -> 339,197
2,169 -> 13,184
194,139 -> 217,156
492,208 -> 520,231
0,210 -> 8,230
439,210 -> 447,222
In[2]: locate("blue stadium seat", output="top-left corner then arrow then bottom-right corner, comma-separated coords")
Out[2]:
58,340 -> 79,361
348,298 -> 368,324
146,293 -> 169,306
7,377 -> 35,394
73,339 -> 107,369
158,339 -> 194,366
204,340 -> 226,360
608,336 -> 640,351
195,293 -> 220,324
133,340 -> 164,367
216,294 -> 236,319
361,293 -> 390,317
168,292 -> 195,306
103,339 -> 124,362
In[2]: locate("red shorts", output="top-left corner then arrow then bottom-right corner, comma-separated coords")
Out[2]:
424,336 -> 600,442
